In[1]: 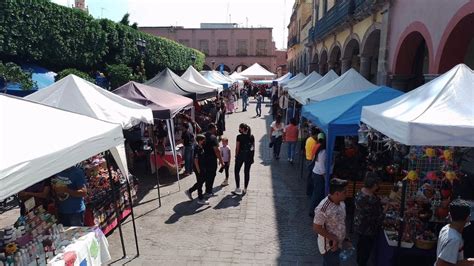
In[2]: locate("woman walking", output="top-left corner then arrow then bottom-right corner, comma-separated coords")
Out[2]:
270,114 -> 285,160
284,118 -> 299,163
232,123 -> 255,196
309,133 -> 327,216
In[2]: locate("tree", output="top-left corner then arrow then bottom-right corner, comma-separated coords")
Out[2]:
56,68 -> 94,82
0,61 -> 36,91
106,64 -> 133,90
120,13 -> 130,26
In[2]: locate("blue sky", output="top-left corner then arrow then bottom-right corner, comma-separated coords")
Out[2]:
51,0 -> 294,49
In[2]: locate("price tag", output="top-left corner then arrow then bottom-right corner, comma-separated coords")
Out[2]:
24,197 -> 36,213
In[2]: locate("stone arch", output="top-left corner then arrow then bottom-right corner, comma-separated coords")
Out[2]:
202,64 -> 211,71
360,23 -> 382,56
329,43 -> 342,75
436,1 -> 474,73
310,51 -> 319,73
303,52 -> 308,74
342,35 -> 361,73
360,25 -> 382,82
319,49 -> 328,74
342,33 -> 361,58
234,64 -> 248,72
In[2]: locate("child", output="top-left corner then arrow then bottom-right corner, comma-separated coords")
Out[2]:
185,134 -> 209,205
219,137 -> 231,186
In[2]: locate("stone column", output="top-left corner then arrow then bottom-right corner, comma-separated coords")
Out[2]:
390,74 -> 413,92
328,61 -> 336,72
360,56 -> 371,79
423,74 -> 440,84
341,58 -> 352,74
377,2 -> 391,85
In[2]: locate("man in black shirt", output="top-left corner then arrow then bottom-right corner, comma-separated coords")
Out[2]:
203,123 -> 224,196
182,123 -> 194,175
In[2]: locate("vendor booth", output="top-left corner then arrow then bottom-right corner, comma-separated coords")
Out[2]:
182,66 -> 223,92
201,71 -> 236,86
229,72 -> 249,81
283,71 -> 323,91
146,68 -> 217,101
279,73 -> 306,87
0,94 -> 128,265
290,70 -> 339,102
238,63 -> 276,80
274,72 -> 292,85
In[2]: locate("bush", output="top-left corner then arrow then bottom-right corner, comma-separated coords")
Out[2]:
0,61 -> 36,90
56,68 -> 94,82
106,64 -> 133,90
0,0 -> 205,77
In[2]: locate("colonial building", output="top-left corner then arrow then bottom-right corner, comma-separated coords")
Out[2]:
140,23 -> 285,73
287,0 -> 313,75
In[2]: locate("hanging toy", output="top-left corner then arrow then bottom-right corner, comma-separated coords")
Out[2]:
404,170 -> 419,182
425,171 -> 439,182
425,147 -> 436,164
444,171 -> 458,183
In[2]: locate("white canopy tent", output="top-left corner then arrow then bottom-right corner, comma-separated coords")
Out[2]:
0,94 -> 125,201
230,72 -> 249,81
284,71 -> 323,91
361,64 -> 474,147
280,73 -> 306,87
25,74 -> 155,177
202,71 -> 235,86
239,63 -> 276,80
182,66 -> 224,92
300,68 -> 377,104
275,72 -> 292,84
291,70 -> 339,104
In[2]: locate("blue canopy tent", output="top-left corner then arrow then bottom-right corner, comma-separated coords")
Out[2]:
301,86 -> 404,193
2,63 -> 56,96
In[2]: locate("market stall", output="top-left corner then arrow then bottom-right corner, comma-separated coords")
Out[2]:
279,72 -> 306,87
283,71 -> 322,91
238,63 -> 276,80
360,64 -> 474,265
0,94 -> 127,264
182,66 -> 224,93
274,72 -> 292,85
290,70 -> 339,101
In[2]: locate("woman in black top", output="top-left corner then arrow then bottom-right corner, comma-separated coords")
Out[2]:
232,123 -> 255,196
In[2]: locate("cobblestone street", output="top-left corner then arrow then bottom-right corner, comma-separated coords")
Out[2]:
108,100 -> 323,265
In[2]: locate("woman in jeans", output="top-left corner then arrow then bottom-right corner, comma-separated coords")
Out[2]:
310,135 -> 327,215
284,118 -> 299,163
232,123 -> 255,196
270,114 -> 284,160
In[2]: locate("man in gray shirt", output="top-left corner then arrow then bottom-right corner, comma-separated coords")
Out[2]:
435,199 -> 474,266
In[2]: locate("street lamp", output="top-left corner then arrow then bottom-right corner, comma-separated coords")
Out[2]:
211,60 -> 215,70
136,38 -> 147,81
190,54 -> 196,67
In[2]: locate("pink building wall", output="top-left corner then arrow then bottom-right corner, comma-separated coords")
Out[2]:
141,27 -> 281,73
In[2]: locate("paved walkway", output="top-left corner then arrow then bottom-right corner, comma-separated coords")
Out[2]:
108,100 -> 323,265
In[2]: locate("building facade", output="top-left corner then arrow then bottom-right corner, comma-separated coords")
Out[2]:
290,0 -> 474,91
140,23 -> 284,73
287,0 -> 313,75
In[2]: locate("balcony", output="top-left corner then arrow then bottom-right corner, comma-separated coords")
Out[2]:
353,0 -> 386,20
311,0 -> 355,41
287,36 -> 299,48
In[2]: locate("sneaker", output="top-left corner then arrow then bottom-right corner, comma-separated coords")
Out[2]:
197,199 -> 210,205
184,190 -> 193,201
221,179 -> 229,186
231,188 -> 242,195
204,192 -> 215,198
242,189 -> 247,196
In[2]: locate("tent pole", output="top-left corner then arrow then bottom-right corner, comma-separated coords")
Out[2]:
125,176 -> 140,256
105,151 -> 127,258
167,119 -> 181,190
150,125 -> 162,207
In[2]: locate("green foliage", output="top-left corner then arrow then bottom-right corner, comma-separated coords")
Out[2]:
0,0 -> 205,78
106,64 -> 133,90
56,68 -> 94,82
0,61 -> 36,90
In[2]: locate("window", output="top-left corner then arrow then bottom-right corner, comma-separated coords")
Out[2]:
236,40 -> 248,56
178,39 -> 190,47
199,40 -> 209,55
217,40 -> 228,56
256,39 -> 267,56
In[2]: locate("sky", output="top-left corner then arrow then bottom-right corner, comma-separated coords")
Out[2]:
52,0 -> 295,50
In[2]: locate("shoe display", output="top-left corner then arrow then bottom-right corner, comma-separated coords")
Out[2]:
184,189 -> 193,201
197,199 -> 210,205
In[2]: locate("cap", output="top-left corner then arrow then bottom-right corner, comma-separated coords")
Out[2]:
317,133 -> 325,140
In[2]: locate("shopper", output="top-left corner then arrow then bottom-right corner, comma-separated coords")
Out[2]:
185,134 -> 209,205
233,123 -> 255,196
284,118 -> 299,163
219,137 -> 231,186
203,123 -> 224,197
354,172 -> 384,266
270,114 -> 285,160
51,166 -> 87,226
241,88 -> 249,111
18,178 -> 51,215
271,93 -> 279,119
181,122 -> 194,175
279,91 -> 289,123
215,105 -> 226,139
313,178 -> 349,266
435,199 -> 474,265
255,92 -> 263,117
305,126 -> 320,197
309,133 -> 327,215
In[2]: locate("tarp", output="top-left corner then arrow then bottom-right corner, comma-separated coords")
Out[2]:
113,81 -> 193,120
182,66 -> 224,92
275,72 -> 292,84
279,73 -> 306,87
230,72 -> 249,81
361,64 -> 474,147
202,71 -> 235,86
291,70 -> 339,104
239,63 -> 276,79
301,68 -> 377,104
4,63 -> 56,90
146,68 -> 217,101
0,94 -> 124,200
302,87 -> 404,193
284,71 -> 323,91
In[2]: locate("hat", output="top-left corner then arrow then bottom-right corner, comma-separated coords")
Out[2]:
317,133 -> 325,140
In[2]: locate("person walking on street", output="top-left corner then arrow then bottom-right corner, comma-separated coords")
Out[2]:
219,137 -> 231,186
279,91 -> 289,124
313,178 -> 349,266
203,123 -> 224,197
185,135 -> 209,205
216,105 -> 226,140
233,123 -> 255,196
181,123 -> 195,175
270,114 -> 285,160
284,118 -> 299,163
241,88 -> 249,111
305,127 -> 320,197
309,133 -> 327,216
354,172 -> 384,266
256,92 -> 263,117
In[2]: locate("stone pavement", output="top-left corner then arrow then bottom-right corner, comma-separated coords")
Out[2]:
107,100 -> 325,265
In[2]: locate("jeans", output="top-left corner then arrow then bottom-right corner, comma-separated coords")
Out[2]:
287,141 -> 297,161
242,98 -> 248,110
189,171 -> 206,200
356,234 -> 376,266
306,160 -> 315,196
184,145 -> 194,173
234,158 -> 252,189
256,104 -> 261,116
310,173 -> 325,213
204,162 -> 218,194
58,211 -> 85,226
272,136 -> 283,158
323,249 -> 341,266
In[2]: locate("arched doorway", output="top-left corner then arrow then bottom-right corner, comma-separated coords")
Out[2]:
437,13 -> 474,72
202,64 -> 211,71
310,52 -> 319,73
342,38 -> 360,73
393,31 -> 430,91
361,28 -> 381,83
319,50 -> 328,75
234,64 -> 248,72
329,45 -> 342,75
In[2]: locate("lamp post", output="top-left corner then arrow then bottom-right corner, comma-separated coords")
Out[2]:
190,54 -> 196,67
136,38 -> 147,81
211,60 -> 215,71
